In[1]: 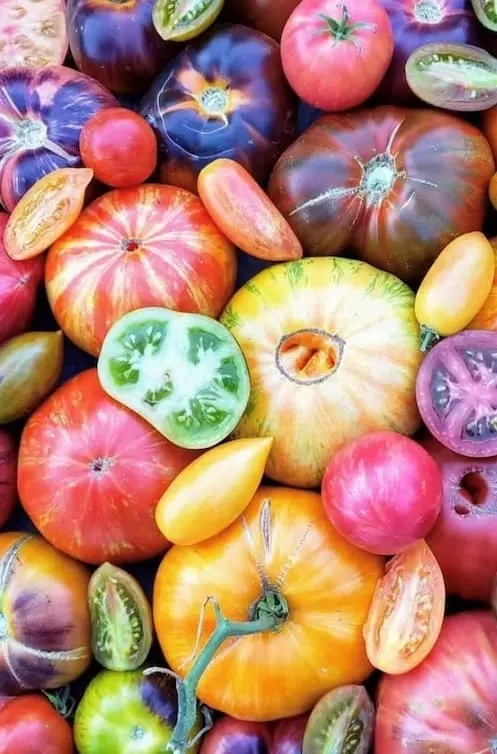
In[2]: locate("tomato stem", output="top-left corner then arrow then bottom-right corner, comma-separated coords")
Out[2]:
419,325 -> 441,353
42,686 -> 76,720
320,4 -> 373,41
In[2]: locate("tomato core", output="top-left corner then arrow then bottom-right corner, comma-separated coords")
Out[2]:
361,154 -> 399,201
199,87 -> 229,115
89,457 -> 115,478
456,471 -> 489,514
15,119 -> 47,150
121,238 -> 141,252
414,0 -> 443,24
321,5 -> 373,42
276,329 -> 343,384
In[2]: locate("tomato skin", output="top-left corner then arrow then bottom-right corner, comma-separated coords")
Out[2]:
483,106 -> 497,160
272,715 -> 307,753
281,0 -> 394,112
469,236 -> 497,330
18,369 -> 199,565
0,430 -> 17,527
0,695 -> 74,754
200,718 -> 272,754
375,611 -> 497,754
197,160 -> 303,262
322,431 -> 442,555
80,109 -> 157,188
228,0 -> 300,39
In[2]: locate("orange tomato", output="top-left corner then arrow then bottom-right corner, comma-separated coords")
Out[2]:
362,540 -> 445,676
4,168 -> 93,260
153,486 -> 383,721
468,236 -> 497,330
198,159 -> 303,262
155,437 -> 273,545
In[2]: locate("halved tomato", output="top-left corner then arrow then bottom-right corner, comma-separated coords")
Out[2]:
0,0 -> 68,69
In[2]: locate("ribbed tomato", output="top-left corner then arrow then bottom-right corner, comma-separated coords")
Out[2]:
45,184 -> 237,356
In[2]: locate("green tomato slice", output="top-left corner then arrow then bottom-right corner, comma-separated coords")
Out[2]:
152,0 -> 224,42
471,0 -> 497,32
97,307 -> 251,450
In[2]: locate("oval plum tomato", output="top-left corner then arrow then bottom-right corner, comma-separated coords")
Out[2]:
303,686 -> 374,754
0,0 -> 68,69
0,430 -> 17,527
322,431 -> 442,555
0,532 -> 91,694
200,718 -> 272,754
0,694 -> 73,754
420,434 -> 497,601
416,330 -> 497,457
80,108 -> 158,188
45,184 -> 237,357
375,611 -> 497,754
469,236 -> 497,330
18,368 -> 199,565
363,540 -> 445,675
273,715 -> 308,754
280,0 -> 394,112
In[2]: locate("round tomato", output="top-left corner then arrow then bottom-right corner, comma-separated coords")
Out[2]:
45,184 -> 237,356
80,108 -> 157,188
0,430 -> 17,527
322,431 -> 442,555
221,257 -> 421,489
281,0 -> 394,111
18,368 -> 199,565
0,0 -> 68,69
154,486 -> 384,722
268,106 -> 495,284
0,532 -> 91,694
363,540 -> 445,675
375,611 -> 497,753
0,694 -> 73,754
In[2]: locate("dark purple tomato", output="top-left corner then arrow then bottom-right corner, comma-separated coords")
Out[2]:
140,24 -> 296,193
199,717 -> 272,754
273,715 -> 307,754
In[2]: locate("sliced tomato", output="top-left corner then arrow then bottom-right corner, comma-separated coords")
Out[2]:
0,0 -> 68,69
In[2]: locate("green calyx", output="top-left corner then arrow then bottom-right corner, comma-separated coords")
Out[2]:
420,325 -> 441,353
320,5 -> 373,42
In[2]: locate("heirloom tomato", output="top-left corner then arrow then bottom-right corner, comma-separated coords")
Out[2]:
471,0 -> 497,31
200,718 -> 272,754
221,257 -> 421,489
153,0 -> 223,41
45,184 -> 236,357
268,106 -> 495,284
198,159 -> 302,261
18,369 -> 199,565
469,236 -> 497,329
0,430 -> 17,527
375,611 -> 497,753
322,431 -> 442,555
0,0 -> 68,69
0,532 -> 91,694
273,715 -> 308,753
228,0 -> 300,39
281,0 -> 394,111
303,686 -> 374,754
0,66 -> 117,211
0,694 -> 73,754
154,486 -> 384,722
140,25 -> 295,191
0,213 -> 44,346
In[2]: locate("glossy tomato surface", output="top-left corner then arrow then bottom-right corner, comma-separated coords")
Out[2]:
228,0 -> 300,39
281,0 -> 394,111
375,611 -> 497,753
0,694 -> 73,754
0,532 -> 91,694
0,0 -> 68,69
469,236 -> 497,330
0,430 -> 17,527
200,718 -> 272,754
272,715 -> 307,754
268,106 -> 494,284
154,486 -> 384,721
18,368 -> 199,565
45,184 -> 237,356
140,24 -> 295,191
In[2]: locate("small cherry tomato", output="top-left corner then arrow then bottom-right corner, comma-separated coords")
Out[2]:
80,108 -> 157,188
0,694 -> 73,754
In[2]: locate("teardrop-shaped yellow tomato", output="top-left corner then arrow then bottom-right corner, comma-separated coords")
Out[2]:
155,437 -> 273,545
4,168 -> 93,260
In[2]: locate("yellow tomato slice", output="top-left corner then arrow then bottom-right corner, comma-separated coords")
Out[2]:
155,437 -> 273,545
4,168 -> 93,260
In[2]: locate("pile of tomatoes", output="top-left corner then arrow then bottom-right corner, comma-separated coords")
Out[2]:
4,0 -> 497,752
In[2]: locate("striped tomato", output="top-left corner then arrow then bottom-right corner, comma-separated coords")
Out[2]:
45,184 -> 237,356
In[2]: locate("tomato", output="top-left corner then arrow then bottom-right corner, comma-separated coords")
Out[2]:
0,532 -> 91,694
0,430 -> 17,527
363,540 -> 445,675
268,107 -> 495,285
322,431 -> 442,555
153,0 -> 223,41
469,236 -> 497,329
303,686 -> 374,754
0,694 -> 73,754
154,486 -> 384,722
228,0 -> 300,39
45,184 -> 237,357
414,231 -> 495,351
18,368 -> 199,565
200,718 -> 272,754
0,0 -> 68,69
416,330 -> 497,457
471,0 -> 497,30
221,257 -> 420,489
272,715 -> 308,753
80,109 -> 157,188
280,0 -> 394,112
197,159 -> 302,262
97,307 -> 251,450
155,438 -> 273,545
375,611 -> 497,753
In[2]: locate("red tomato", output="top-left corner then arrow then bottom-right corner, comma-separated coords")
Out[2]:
322,431 -> 442,555
80,108 -> 158,188
18,368 -> 199,565
375,611 -> 497,753
0,430 -> 17,528
281,0 -> 394,111
363,540 -> 445,675
0,695 -> 73,754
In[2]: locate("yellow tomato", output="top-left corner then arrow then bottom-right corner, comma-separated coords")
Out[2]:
414,231 -> 495,351
155,437 -> 273,545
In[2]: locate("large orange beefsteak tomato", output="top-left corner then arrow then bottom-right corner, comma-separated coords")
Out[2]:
18,369 -> 198,565
220,257 -> 421,488
45,184 -> 237,356
153,486 -> 384,722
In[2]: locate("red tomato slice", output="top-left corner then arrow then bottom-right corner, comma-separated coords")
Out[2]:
0,0 -> 68,69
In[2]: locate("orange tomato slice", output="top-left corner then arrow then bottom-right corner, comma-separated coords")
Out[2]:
4,168 -> 93,260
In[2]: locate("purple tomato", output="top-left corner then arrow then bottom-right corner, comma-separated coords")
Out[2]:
199,717 -> 272,754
